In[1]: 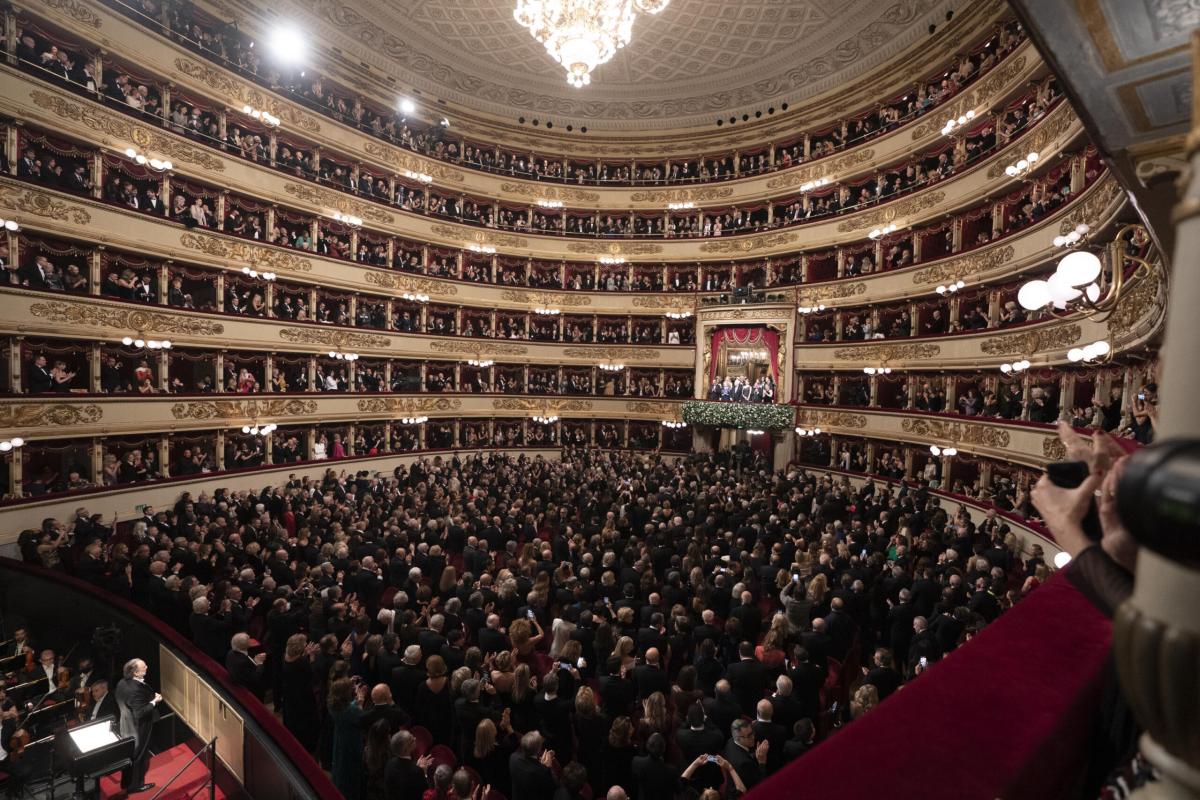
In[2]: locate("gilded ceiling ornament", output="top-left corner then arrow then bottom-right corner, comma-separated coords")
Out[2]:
0,185 -> 91,226
794,408 -> 868,428
1042,436 -> 1068,461
911,245 -> 1015,285
364,270 -> 457,295
283,183 -> 395,225
900,417 -> 1011,448
170,399 -> 319,420
429,340 -> 529,357
499,183 -> 600,204
43,0 -> 103,27
0,403 -> 103,428
179,232 -> 314,272
29,301 -> 226,335
362,142 -> 465,183
765,149 -> 877,190
429,224 -> 528,249
986,105 -> 1074,179
29,91 -> 226,173
699,232 -> 797,254
356,397 -> 462,414
565,241 -> 663,256
493,398 -> 593,412
562,346 -> 660,360
625,401 -> 680,416
291,0 -> 942,126
172,59 -> 322,133
837,191 -> 945,233
628,187 -> 735,203
979,323 -> 1082,356
831,342 -> 941,360
278,327 -> 391,349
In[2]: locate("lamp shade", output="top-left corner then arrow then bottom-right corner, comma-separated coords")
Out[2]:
1017,279 -> 1052,311
1056,251 -> 1102,287
1046,271 -> 1083,306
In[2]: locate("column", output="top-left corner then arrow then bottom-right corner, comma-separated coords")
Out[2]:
265,354 -> 275,392
90,152 -> 104,200
215,430 -> 226,471
158,435 -> 171,479
215,273 -> 226,312
88,249 -> 102,296
89,343 -> 101,393
90,438 -> 104,488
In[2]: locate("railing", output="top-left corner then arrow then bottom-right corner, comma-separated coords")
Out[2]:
149,737 -> 217,800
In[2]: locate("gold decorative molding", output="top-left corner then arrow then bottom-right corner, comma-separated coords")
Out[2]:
765,149 -> 877,190
625,400 -> 679,416
278,327 -> 391,349
831,342 -> 941,360
907,55 -> 1029,141
172,58 -> 321,133
363,270 -> 457,295
1106,272 -> 1163,337
428,224 -> 528,249
564,241 -> 663,256
29,301 -> 225,335
0,403 -> 103,428
1056,175 -> 1123,234
979,323 -> 1082,356
698,232 -> 798,254
499,290 -> 592,308
797,282 -> 867,305
282,183 -> 395,225
900,417 -> 1012,448
628,187 -> 735,203
562,346 -> 661,361
911,245 -> 1016,285
794,409 -> 868,428
429,340 -> 529,357
699,307 -> 792,321
362,142 -> 464,183
498,183 -> 600,204
179,232 -> 314,273
29,91 -> 225,173
43,0 -> 103,27
1042,436 -> 1068,461
169,399 -> 319,420
986,105 -> 1074,179
631,295 -> 695,311
356,397 -> 462,414
0,185 -> 91,225
837,191 -> 946,233
492,398 -> 594,412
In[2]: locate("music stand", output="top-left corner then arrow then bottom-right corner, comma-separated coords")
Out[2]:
55,718 -> 134,800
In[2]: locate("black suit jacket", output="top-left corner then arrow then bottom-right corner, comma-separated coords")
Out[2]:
383,755 -> 427,800
509,753 -> 558,799
115,677 -> 157,744
89,691 -> 118,722
224,650 -> 265,699
632,663 -> 670,700
725,658 -> 770,715
723,740 -> 765,790
631,755 -> 681,798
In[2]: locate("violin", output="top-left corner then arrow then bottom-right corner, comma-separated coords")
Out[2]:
7,727 -> 29,761
22,649 -> 33,675
55,665 -> 71,693
73,684 -> 93,723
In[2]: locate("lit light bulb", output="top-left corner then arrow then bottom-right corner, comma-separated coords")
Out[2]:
1053,551 -> 1071,569
0,443 -> 11,453
1056,251 -> 1102,287
8,438 -> 21,448
122,336 -> 134,346
1067,348 -> 1085,362
1017,279 -> 1052,311
930,445 -> 941,456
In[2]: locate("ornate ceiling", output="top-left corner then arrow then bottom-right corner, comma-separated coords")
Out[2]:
266,0 -> 972,131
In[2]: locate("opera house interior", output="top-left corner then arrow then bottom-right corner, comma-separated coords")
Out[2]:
0,0 -> 1195,798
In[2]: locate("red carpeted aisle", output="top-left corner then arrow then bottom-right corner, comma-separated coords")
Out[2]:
99,743 -> 225,800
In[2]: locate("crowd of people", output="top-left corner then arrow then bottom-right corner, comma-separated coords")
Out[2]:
16,447 -> 1050,799
705,376 -> 777,404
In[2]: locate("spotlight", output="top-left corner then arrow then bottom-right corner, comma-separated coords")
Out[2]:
400,98 -> 416,115
267,24 -> 307,66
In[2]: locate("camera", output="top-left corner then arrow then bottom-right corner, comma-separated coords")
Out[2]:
1116,439 -> 1200,560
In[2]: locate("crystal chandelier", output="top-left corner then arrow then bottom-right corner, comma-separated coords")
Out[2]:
513,0 -> 671,88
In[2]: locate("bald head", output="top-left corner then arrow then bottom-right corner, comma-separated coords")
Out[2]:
371,684 -> 392,705
645,648 -> 660,666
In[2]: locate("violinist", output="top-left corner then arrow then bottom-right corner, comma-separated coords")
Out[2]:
3,628 -> 31,658
21,650 -> 62,699
68,658 -> 96,695
0,699 -> 32,792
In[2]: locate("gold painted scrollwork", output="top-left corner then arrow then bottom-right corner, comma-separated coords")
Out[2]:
30,301 -> 225,335
356,397 -> 462,414
0,403 -> 103,428
278,328 -> 391,349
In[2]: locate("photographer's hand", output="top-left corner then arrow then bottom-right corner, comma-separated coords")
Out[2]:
1030,470 -> 1100,559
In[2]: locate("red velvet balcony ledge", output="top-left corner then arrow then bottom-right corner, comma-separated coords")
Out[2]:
747,572 -> 1112,800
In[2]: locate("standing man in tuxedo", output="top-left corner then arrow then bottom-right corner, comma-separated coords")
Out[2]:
116,658 -> 162,794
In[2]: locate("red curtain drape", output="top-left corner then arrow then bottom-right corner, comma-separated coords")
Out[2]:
709,326 -> 780,383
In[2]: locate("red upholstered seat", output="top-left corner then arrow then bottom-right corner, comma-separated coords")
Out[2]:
428,744 -> 457,770
410,725 -> 433,758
